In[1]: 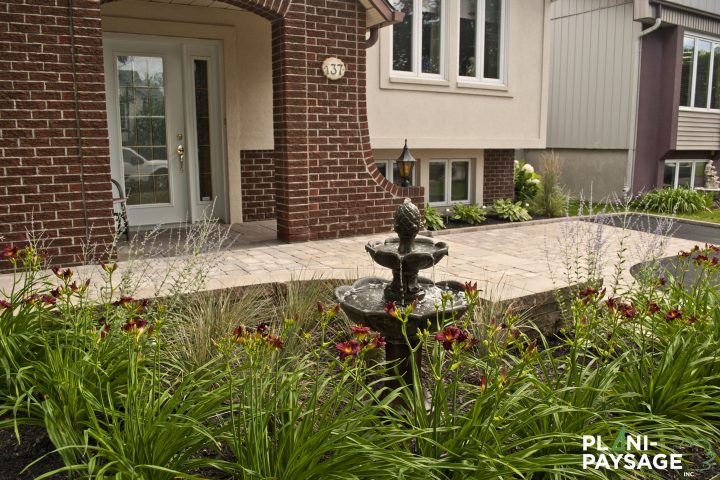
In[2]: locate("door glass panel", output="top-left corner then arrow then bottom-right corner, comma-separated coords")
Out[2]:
117,55 -> 170,205
429,161 -> 446,203
194,60 -> 213,202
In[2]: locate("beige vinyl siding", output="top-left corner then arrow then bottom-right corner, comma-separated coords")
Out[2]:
550,0 -> 631,18
676,110 -> 720,149
547,0 -> 638,149
664,0 -> 720,17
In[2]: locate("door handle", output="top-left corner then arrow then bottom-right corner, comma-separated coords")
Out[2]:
177,144 -> 185,172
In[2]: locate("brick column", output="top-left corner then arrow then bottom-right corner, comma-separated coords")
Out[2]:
272,0 -> 423,242
483,149 -> 515,204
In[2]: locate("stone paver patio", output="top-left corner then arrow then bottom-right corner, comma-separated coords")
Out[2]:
1,218 -> 704,303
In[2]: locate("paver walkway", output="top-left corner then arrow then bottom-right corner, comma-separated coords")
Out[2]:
0,217 -> 704,302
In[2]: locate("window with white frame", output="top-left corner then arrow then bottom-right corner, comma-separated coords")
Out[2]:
390,0 -> 445,77
458,0 -> 505,82
663,160 -> 707,188
376,160 -> 415,186
680,34 -> 720,109
428,159 -> 470,205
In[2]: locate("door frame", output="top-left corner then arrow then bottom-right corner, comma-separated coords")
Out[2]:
103,33 -> 228,226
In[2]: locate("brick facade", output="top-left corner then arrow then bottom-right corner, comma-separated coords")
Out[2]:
1,0 -> 448,270
483,149 -> 515,204
240,150 -> 275,222
0,1 -> 114,268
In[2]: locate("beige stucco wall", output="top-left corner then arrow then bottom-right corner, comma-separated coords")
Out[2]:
366,0 -> 550,150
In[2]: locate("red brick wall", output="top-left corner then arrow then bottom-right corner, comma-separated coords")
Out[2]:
240,150 -> 275,221
483,149 -> 515,204
0,1 -> 114,270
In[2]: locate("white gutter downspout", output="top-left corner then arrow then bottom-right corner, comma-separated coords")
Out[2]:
627,7 -> 662,196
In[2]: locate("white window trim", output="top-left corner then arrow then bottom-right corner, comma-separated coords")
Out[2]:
681,33 -> 720,111
457,0 -> 507,85
390,0 -> 447,80
428,159 -> 472,206
664,160 -> 707,189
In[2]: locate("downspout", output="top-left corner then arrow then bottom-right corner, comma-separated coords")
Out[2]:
67,0 -> 91,246
627,7 -> 662,196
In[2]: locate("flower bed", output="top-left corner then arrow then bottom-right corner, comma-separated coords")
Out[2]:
0,244 -> 719,478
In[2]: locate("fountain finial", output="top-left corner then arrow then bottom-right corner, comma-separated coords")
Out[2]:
393,198 -> 422,254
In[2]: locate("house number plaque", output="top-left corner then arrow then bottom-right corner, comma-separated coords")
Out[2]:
322,57 -> 346,80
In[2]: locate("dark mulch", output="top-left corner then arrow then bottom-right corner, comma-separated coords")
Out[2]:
0,424 -> 65,479
435,214 -> 555,231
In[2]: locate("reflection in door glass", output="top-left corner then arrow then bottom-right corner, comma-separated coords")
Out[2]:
117,55 -> 170,205
194,60 -> 213,202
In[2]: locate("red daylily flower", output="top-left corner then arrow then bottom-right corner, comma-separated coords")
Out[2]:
665,309 -> 683,321
0,299 -> 11,309
101,262 -> 118,274
463,281 -> 480,301
648,302 -> 660,314
1,246 -> 18,259
336,339 -> 361,359
435,326 -> 470,351
618,303 -> 637,319
100,323 -> 111,339
605,297 -> 617,311
122,318 -> 149,334
370,334 -> 386,349
384,301 -> 399,319
351,325 -> 371,341
51,266 -> 73,280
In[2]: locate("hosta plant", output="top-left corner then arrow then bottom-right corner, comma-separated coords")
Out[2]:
451,203 -> 486,225
424,204 -> 445,231
491,199 -> 532,222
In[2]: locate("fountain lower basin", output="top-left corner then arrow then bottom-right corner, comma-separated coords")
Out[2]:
335,276 -> 468,343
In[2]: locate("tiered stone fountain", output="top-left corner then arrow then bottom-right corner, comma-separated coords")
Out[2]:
335,199 -> 468,386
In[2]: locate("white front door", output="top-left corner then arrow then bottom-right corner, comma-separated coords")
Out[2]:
103,35 -> 226,227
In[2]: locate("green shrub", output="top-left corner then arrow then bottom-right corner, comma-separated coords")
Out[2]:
514,160 -> 541,202
491,198 -> 532,222
634,187 -> 712,215
423,204 -> 445,230
529,151 -> 568,217
451,202 -> 486,225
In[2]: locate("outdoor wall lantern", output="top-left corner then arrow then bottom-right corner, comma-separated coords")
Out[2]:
395,139 -> 416,187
